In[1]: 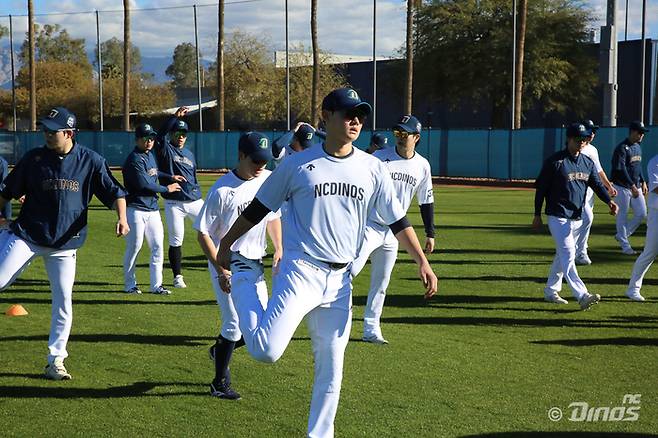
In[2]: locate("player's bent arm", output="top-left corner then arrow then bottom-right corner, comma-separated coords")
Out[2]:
217,199 -> 271,271
390,217 -> 437,299
266,218 -> 283,273
113,198 -> 130,237
198,231 -> 228,277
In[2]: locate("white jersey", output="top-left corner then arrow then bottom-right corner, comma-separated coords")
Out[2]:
256,143 -> 405,263
646,154 -> 658,210
275,145 -> 296,161
581,143 -> 603,173
368,147 -> 433,229
194,169 -> 280,260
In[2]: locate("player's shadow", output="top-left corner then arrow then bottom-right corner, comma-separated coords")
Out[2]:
530,337 -> 658,347
460,433 -> 658,438
352,294 -> 543,308
0,297 -> 216,306
12,279 -> 113,287
0,381 -> 207,399
0,334 -> 215,346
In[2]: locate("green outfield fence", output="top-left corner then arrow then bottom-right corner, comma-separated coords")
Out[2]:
1,126 -> 656,180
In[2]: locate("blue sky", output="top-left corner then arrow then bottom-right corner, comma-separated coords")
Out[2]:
1,0 -> 656,59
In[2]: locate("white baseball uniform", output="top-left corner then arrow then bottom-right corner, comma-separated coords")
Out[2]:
164,199 -> 204,246
351,147 -> 434,339
194,170 -> 279,343
574,143 -> 603,258
228,144 -> 405,438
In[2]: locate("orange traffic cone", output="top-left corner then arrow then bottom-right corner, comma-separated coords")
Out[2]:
5,304 -> 28,316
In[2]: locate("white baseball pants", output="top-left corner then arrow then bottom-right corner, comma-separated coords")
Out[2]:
123,207 -> 165,291
0,231 -> 76,364
163,199 -> 203,246
351,226 -> 399,338
574,188 -> 595,257
208,255 -> 268,342
230,250 -> 352,438
544,216 -> 588,300
627,207 -> 658,295
613,184 -> 647,248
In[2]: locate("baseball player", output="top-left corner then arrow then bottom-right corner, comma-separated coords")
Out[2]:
214,88 -> 437,438
0,155 -> 10,220
155,106 -> 204,288
611,121 -> 649,255
122,123 -> 185,295
195,132 -> 281,400
625,150 -> 658,302
351,114 -> 434,344
366,132 -> 388,154
573,120 -> 617,265
272,121 -> 317,162
0,107 -> 128,380
534,123 -> 618,310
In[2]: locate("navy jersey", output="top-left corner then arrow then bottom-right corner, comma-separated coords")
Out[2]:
611,139 -> 644,189
535,149 -> 611,220
0,142 -> 126,249
155,116 -> 201,202
123,147 -> 170,211
0,156 -> 10,219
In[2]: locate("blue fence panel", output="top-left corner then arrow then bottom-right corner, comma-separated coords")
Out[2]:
488,130 -> 510,179
445,130 -> 489,177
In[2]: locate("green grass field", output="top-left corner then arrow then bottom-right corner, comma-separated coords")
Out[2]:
1,177 -> 656,437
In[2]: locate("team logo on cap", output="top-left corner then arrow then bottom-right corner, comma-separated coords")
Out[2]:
383,138 -> 388,144
67,116 -> 75,128
177,121 -> 186,129
48,109 -> 59,119
578,124 -> 585,131
347,90 -> 359,100
144,124 -> 152,131
259,138 -> 268,149
306,133 -> 313,140
416,122 -> 422,132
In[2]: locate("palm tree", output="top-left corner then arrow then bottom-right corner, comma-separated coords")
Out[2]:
310,0 -> 319,127
404,0 -> 420,115
217,0 -> 225,131
123,0 -> 131,131
28,0 -> 36,130
514,0 -> 528,129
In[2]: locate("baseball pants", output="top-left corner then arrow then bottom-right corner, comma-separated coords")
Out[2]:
123,207 -> 165,291
208,255 -> 268,342
164,199 -> 203,246
351,226 -> 399,338
544,215 -> 588,300
0,231 -> 76,364
574,188 -> 595,258
627,207 -> 658,295
614,184 -> 647,249
230,250 -> 352,438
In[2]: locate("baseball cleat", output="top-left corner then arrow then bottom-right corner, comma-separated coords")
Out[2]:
578,293 -> 601,311
125,286 -> 142,294
621,247 -> 637,255
575,254 -> 592,265
544,293 -> 568,304
150,285 -> 171,295
210,380 -> 241,400
626,292 -> 646,302
173,275 -> 187,288
362,334 -> 389,345
44,358 -> 72,381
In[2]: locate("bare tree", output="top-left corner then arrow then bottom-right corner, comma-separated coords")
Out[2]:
310,0 -> 320,127
404,0 -> 420,115
217,0 -> 225,131
28,0 -> 36,130
514,0 -> 528,129
123,0 -> 131,131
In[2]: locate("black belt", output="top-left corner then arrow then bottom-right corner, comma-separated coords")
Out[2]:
304,253 -> 348,270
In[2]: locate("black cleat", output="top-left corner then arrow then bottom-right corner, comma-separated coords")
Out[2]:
210,380 -> 241,400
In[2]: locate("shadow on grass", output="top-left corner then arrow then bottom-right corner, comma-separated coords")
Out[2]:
373,316 -> 656,330
460,433 -> 657,438
531,337 -> 658,347
0,381 -> 206,399
352,294 -> 542,307
0,297 -> 216,306
0,334 -> 214,346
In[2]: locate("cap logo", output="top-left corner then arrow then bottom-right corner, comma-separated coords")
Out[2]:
258,138 -> 268,149
306,133 -> 313,140
416,122 -> 422,132
347,90 -> 358,100
48,109 -> 59,119
144,124 -> 152,131
578,124 -> 585,131
67,116 -> 75,128
383,138 -> 388,144
401,115 -> 411,123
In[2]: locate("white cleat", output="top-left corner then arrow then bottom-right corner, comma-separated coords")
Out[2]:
44,358 -> 72,381
173,275 -> 187,288
575,254 -> 592,265
362,334 -> 389,345
544,293 -> 568,304
578,293 -> 601,311
626,292 -> 646,302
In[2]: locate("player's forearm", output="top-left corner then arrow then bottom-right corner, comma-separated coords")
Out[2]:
218,215 -> 257,257
394,226 -> 430,267
197,232 -> 218,265
419,203 -> 435,238
598,171 -> 614,190
266,219 -> 283,253
113,198 -> 127,221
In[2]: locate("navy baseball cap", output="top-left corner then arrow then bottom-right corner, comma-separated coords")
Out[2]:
566,123 -> 592,138
630,120 -> 649,133
582,119 -> 599,132
135,123 -> 157,138
294,124 -> 316,150
38,107 -> 77,131
239,132 -> 273,162
170,120 -> 189,132
394,115 -> 422,134
321,88 -> 372,116
370,133 -> 388,149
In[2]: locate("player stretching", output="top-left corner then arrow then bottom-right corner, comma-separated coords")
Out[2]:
122,123 -> 184,295
155,106 -> 203,288
534,123 -> 618,310
0,107 -> 128,380
351,114 -> 434,344
195,132 -> 281,400
215,88 -> 437,438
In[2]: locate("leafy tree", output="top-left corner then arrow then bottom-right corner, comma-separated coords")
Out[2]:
0,24 -> 7,39
166,42 -> 199,88
19,24 -> 91,72
414,0 -> 596,127
95,37 -> 142,78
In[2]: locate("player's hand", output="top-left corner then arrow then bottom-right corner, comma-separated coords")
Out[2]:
424,237 -> 435,254
18,195 -> 25,204
419,262 -> 437,299
532,215 -> 543,230
172,175 -> 187,183
631,186 -> 640,198
167,183 -> 182,193
272,248 -> 283,275
116,219 -> 130,237
218,267 -> 232,293
608,200 -> 619,216
607,185 -> 618,197
642,182 -> 648,195
175,106 -> 189,118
